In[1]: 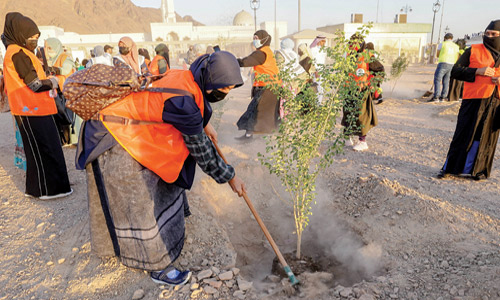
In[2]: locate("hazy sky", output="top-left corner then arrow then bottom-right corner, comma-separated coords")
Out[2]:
131,0 -> 499,40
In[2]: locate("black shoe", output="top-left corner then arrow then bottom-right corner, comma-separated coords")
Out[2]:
472,173 -> 486,181
428,97 -> 439,103
436,169 -> 448,179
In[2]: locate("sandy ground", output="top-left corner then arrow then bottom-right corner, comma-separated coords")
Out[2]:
1,65 -> 500,300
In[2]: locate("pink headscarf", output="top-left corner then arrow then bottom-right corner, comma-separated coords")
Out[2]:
310,35 -> 326,48
119,36 -> 140,74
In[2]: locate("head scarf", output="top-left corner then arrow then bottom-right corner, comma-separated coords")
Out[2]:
190,51 -> 244,123
281,38 -> 294,51
483,20 -> 500,63
310,35 -> 326,48
254,30 -> 271,48
93,45 -> 105,57
138,48 -> 151,61
118,36 -> 140,74
190,51 -> 244,93
45,37 -> 64,66
2,12 -> 40,49
155,43 -> 170,67
349,33 -> 366,53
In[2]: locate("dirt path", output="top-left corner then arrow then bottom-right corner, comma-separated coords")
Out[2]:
1,65 -> 499,300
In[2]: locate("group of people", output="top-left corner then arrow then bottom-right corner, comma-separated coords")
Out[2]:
3,10 -> 500,289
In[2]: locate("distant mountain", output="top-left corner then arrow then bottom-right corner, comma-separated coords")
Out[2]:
0,0 -> 203,34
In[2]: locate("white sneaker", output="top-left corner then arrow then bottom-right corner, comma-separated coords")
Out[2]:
39,189 -> 74,200
346,136 -> 358,147
353,141 -> 368,152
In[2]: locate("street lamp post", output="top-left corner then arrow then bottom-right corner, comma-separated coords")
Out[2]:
250,0 -> 260,32
400,4 -> 412,14
430,0 -> 441,45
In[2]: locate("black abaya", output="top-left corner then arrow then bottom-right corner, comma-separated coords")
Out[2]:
442,46 -> 500,178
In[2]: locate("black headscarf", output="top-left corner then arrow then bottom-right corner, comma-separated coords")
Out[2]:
190,51 -> 244,93
483,20 -> 500,65
254,30 -> 271,48
190,51 -> 244,124
2,12 -> 40,49
155,43 -> 170,67
350,33 -> 366,53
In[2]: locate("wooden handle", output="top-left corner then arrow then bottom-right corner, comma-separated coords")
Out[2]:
212,140 -> 289,268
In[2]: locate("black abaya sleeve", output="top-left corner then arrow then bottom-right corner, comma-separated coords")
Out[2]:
12,50 -> 54,92
237,50 -> 266,67
451,48 -> 477,82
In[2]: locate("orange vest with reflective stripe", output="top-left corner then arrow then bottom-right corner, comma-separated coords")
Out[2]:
53,53 -> 75,90
100,69 -> 204,183
463,44 -> 500,99
150,55 -> 169,76
253,46 -> 280,87
3,44 -> 56,116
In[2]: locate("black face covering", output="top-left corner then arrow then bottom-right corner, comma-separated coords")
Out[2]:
25,39 -> 38,52
483,20 -> 500,64
206,89 -> 228,103
119,46 -> 130,55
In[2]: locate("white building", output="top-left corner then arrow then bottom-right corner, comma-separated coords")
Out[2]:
32,0 -> 287,64
317,18 -> 432,63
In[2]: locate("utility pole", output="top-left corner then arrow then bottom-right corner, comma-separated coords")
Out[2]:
298,0 -> 301,32
437,0 -> 446,43
376,0 -> 380,23
275,0 -> 278,50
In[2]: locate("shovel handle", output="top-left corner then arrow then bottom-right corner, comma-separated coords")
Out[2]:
212,140 -> 299,285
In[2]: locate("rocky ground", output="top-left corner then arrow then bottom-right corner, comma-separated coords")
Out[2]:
1,65 -> 499,300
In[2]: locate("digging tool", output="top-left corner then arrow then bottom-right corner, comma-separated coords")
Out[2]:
422,83 -> 434,98
211,140 -> 300,286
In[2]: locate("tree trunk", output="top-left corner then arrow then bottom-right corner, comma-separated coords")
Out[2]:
296,231 -> 302,259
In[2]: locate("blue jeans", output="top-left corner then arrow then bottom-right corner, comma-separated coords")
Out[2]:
433,63 -> 453,99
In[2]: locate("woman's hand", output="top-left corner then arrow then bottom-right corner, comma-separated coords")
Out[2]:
229,175 -> 246,197
492,77 -> 500,85
476,67 -> 495,77
204,122 -> 218,144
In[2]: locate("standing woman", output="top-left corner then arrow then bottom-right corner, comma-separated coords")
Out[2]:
113,36 -> 148,75
236,30 -> 280,140
150,43 -> 170,76
341,34 -> 383,152
2,12 -> 72,199
45,37 -> 77,145
438,20 -> 500,180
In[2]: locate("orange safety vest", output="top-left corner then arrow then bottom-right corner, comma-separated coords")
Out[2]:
253,46 -> 280,87
351,54 -> 371,89
100,69 -> 204,183
53,53 -> 75,90
463,44 -> 500,99
150,55 -> 170,76
3,44 -> 56,116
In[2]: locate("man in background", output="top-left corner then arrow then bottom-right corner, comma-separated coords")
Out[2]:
429,33 -> 460,102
